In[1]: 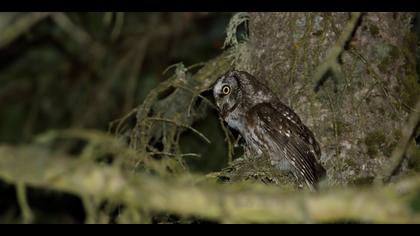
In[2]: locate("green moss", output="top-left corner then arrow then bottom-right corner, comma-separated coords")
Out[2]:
394,129 -> 403,140
378,130 -> 402,158
312,30 -> 323,36
369,25 -> 380,37
407,143 -> 420,171
383,142 -> 396,158
389,44 -> 400,59
349,176 -> 374,186
334,120 -> 349,136
409,188 -> 420,214
364,131 -> 386,158
216,156 -> 296,190
377,44 -> 400,73
401,74 -> 420,109
344,158 -> 357,168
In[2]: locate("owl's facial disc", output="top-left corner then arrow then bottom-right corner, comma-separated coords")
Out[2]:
213,71 -> 240,118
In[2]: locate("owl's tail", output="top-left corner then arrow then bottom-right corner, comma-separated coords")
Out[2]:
306,163 -> 327,191
315,162 -> 326,181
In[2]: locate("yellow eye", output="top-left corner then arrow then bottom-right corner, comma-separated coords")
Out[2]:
222,85 -> 231,95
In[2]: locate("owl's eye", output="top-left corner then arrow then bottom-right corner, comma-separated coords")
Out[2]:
222,85 -> 231,95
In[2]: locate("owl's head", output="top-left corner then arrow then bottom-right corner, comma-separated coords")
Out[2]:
213,70 -> 249,115
213,70 -> 273,118
213,70 -> 243,116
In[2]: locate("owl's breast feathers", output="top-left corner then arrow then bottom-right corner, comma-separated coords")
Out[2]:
245,102 -> 326,189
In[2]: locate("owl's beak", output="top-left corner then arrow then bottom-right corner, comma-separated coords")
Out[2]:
215,101 -> 221,110
219,104 -> 229,119
216,103 -> 225,118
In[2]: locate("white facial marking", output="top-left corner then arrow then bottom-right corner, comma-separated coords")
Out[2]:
213,78 -> 225,98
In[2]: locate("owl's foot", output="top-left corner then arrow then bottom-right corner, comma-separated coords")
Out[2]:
233,134 -> 242,148
243,146 -> 262,159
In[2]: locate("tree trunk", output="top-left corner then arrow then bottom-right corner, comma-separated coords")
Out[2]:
238,12 -> 419,185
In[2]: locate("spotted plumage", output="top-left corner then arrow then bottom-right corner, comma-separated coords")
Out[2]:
213,70 -> 325,190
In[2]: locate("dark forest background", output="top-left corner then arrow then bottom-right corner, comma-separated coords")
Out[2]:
0,12 -> 235,223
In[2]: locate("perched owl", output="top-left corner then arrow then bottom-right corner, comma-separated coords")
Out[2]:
213,70 -> 326,190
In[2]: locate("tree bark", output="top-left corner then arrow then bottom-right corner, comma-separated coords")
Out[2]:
239,12 -> 419,185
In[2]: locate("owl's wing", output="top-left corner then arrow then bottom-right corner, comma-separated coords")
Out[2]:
273,101 -> 322,159
247,103 -> 325,189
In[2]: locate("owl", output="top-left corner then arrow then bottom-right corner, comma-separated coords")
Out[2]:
213,70 -> 326,190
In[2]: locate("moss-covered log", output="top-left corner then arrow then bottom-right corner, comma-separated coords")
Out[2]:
1,144 -> 420,223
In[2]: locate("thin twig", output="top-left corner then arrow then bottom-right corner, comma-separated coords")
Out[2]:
314,12 -> 362,92
175,84 -> 218,110
378,96 -> 420,184
148,151 -> 201,158
111,12 -> 125,41
147,117 -> 211,144
219,116 -> 234,163
16,181 -> 33,224
82,195 -> 97,224
0,12 -> 51,49
174,83 -> 218,118
109,108 -> 138,135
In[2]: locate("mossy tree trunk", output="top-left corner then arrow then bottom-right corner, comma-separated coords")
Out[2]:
236,12 -> 419,185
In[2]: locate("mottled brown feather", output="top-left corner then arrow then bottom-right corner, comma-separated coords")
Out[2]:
247,103 -> 325,189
